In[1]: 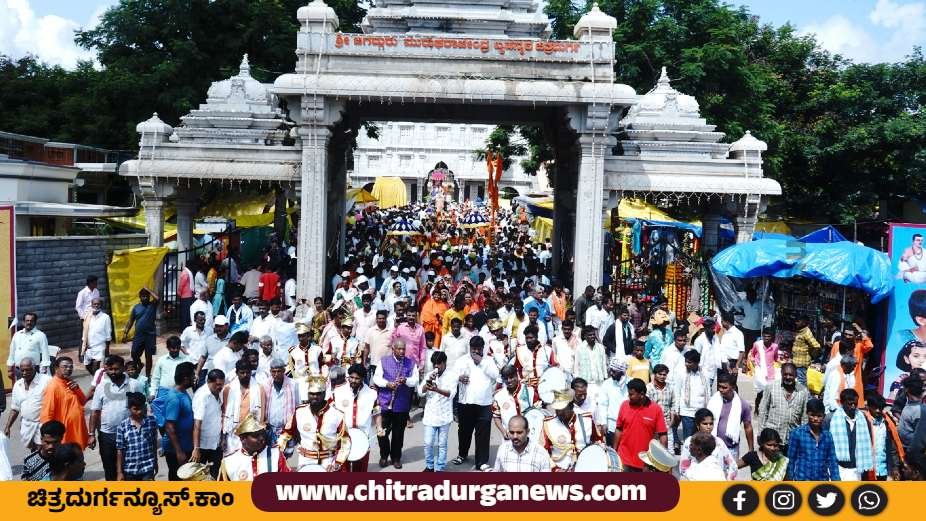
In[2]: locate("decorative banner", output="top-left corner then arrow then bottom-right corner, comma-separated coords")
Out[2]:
106,246 -> 169,335
0,205 -> 15,366
884,223 -> 926,399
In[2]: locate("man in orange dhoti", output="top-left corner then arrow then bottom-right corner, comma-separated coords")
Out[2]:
40,357 -> 88,448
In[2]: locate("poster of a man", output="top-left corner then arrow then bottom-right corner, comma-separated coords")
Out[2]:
898,233 -> 926,283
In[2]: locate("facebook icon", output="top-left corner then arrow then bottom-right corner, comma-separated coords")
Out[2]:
723,485 -> 759,516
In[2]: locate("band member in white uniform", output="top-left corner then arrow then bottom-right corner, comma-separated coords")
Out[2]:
278,375 -> 351,472
541,389 -> 602,472
219,413 -> 290,480
492,365 -> 540,438
333,364 -> 382,472
514,326 -> 556,393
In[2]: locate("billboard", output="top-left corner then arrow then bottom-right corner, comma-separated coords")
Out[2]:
0,205 -> 14,366
885,223 -> 926,399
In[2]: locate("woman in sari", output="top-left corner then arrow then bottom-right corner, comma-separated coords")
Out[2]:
737,428 -> 788,481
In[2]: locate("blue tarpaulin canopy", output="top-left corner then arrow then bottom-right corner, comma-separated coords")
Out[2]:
711,238 -> 894,303
798,225 -> 848,243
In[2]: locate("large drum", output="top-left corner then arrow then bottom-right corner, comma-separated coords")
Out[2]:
537,366 -> 567,404
523,407 -> 550,445
346,428 -> 370,462
574,444 -> 622,472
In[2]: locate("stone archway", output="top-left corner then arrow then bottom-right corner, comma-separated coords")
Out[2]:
121,1 -> 781,303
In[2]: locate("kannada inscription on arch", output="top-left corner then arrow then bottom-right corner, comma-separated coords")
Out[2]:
297,33 -> 612,63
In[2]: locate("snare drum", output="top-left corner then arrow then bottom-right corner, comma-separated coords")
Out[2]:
523,407 -> 551,446
346,428 -> 370,462
574,444 -> 622,472
537,366 -> 567,404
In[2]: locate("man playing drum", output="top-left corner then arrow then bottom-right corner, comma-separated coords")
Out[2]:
278,375 -> 351,472
493,365 -> 541,439
333,364 -> 382,472
515,326 -> 556,394
541,389 -> 602,471
219,413 -> 290,480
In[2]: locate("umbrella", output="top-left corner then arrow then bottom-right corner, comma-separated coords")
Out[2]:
387,218 -> 423,236
460,211 -> 489,229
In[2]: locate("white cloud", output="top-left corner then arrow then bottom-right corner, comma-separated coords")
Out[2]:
801,0 -> 926,63
0,0 -> 106,68
800,15 -> 880,62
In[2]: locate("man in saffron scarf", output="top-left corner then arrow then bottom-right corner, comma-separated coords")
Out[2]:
40,357 -> 88,448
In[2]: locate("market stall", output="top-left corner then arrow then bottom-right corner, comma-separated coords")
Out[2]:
711,236 -> 894,342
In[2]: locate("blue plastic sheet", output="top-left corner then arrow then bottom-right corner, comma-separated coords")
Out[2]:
798,225 -> 848,243
711,238 -> 895,303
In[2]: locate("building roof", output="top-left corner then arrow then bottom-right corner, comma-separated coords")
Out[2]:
10,201 -> 137,217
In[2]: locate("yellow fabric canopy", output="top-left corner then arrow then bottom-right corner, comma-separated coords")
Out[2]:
371,177 -> 408,209
755,220 -> 792,235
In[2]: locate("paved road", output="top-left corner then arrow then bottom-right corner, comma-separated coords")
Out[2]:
4,339 -> 757,479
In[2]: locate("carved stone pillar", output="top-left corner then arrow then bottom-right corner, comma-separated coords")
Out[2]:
296,96 -> 335,301
569,104 -> 617,295
174,199 -> 197,262
142,198 -> 164,247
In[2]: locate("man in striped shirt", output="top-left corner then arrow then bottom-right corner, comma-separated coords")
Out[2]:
493,416 -> 551,472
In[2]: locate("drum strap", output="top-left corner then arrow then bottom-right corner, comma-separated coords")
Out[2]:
265,447 -> 272,473
576,415 -> 589,446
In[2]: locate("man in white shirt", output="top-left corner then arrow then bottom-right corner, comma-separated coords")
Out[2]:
823,355 -> 857,413
181,311 -> 209,358
192,368 -> 225,479
88,355 -> 140,481
190,290 -> 214,332
75,275 -> 99,321
284,276 -> 297,309
418,351 -> 456,472
451,336 -> 500,471
249,301 -> 277,347
675,350 -> 710,440
212,331 -> 249,381
364,310 -> 394,375
440,317 -> 470,369
195,317 -> 231,386
352,293 -> 377,345
584,296 -> 610,341
7,312 -> 50,380
492,415 -> 552,472
693,317 -> 722,389
596,357 -> 629,446
719,313 -> 745,384
661,330 -> 689,388
82,298 -> 113,375
3,358 -> 50,450
552,320 -> 579,380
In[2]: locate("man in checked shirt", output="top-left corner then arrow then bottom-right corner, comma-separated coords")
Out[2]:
492,415 -> 552,472
792,315 -> 821,386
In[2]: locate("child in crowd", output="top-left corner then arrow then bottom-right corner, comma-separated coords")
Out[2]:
126,361 -> 149,399
626,341 -> 651,382
115,392 -> 159,480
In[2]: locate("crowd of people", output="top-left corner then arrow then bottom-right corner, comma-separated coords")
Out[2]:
3,201 -> 926,482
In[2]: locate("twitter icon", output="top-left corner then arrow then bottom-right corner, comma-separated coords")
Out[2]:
810,485 -> 845,515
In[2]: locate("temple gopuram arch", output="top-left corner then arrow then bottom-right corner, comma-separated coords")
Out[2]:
123,1 -> 780,300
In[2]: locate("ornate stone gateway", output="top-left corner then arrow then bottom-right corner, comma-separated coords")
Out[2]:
122,1 -> 780,301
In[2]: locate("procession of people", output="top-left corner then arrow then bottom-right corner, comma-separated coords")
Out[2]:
4,199 -> 926,483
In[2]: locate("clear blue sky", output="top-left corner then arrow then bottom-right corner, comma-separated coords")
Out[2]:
3,0 -> 923,67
